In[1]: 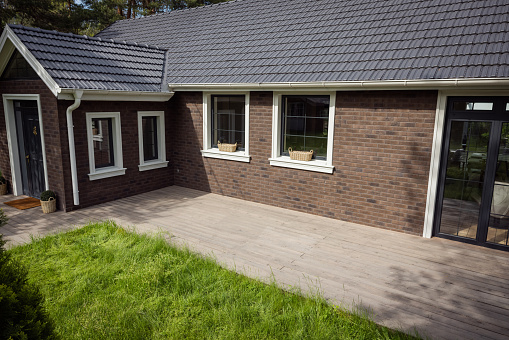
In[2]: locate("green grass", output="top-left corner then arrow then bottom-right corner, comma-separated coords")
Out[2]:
8,222 -> 419,339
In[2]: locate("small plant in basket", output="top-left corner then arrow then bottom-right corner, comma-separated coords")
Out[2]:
40,190 -> 57,214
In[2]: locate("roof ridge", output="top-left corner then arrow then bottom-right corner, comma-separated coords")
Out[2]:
8,24 -> 164,51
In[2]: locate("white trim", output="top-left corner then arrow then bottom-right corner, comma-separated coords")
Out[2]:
137,110 -> 168,171
201,92 -> 251,162
201,149 -> 251,162
0,26 -> 61,96
138,160 -> 169,171
423,91 -> 447,238
1,94 -> 49,196
270,91 -> 335,174
269,157 -> 334,174
58,90 -> 174,102
168,78 -> 509,92
422,89 -> 509,238
86,112 -> 125,180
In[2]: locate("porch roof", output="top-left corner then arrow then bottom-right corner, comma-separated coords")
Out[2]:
5,24 -> 167,93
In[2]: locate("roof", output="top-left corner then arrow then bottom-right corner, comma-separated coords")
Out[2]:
7,24 -> 167,92
96,0 -> 509,84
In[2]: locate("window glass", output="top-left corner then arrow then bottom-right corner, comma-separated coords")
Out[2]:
142,116 -> 158,161
1,50 -> 38,79
92,118 -> 114,168
453,101 -> 494,111
506,103 -> 509,111
281,95 -> 329,159
212,95 -> 245,150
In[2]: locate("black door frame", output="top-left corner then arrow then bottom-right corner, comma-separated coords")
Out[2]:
434,96 -> 509,250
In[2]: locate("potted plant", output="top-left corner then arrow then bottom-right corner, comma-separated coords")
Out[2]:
0,172 -> 7,195
40,190 -> 56,214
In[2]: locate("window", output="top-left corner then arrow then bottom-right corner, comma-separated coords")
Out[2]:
201,93 -> 250,162
1,50 -> 38,80
270,92 -> 335,173
137,111 -> 168,171
86,112 -> 125,180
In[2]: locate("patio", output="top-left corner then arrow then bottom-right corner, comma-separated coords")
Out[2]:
1,186 -> 508,340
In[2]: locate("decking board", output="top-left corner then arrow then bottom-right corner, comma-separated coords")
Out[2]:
1,186 -> 509,340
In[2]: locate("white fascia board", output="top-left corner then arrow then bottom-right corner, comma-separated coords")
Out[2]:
0,26 -> 61,96
168,78 -> 509,92
58,89 -> 174,102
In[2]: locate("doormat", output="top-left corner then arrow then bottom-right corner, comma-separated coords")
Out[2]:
4,197 -> 41,210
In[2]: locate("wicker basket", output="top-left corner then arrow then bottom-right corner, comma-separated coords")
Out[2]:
41,197 -> 56,214
218,141 -> 237,152
288,147 -> 313,161
0,183 -> 6,195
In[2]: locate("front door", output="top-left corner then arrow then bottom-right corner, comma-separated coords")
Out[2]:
435,97 -> 509,250
14,100 -> 45,198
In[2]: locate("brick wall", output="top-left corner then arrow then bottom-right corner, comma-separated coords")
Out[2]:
0,79 -> 66,210
171,90 -> 437,235
58,100 -> 173,210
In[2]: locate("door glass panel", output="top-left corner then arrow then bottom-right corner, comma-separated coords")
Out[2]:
452,102 -> 494,111
439,121 -> 491,238
487,122 -> 509,246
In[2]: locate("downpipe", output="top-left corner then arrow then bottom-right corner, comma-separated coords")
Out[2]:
66,90 -> 83,206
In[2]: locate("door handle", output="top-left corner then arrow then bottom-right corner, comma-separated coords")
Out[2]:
26,155 -> 29,164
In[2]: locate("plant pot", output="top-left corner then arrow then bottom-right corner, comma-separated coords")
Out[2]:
0,183 -> 6,195
41,197 -> 56,214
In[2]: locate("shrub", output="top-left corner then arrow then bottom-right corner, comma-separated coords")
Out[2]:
40,190 -> 56,202
0,210 -> 58,339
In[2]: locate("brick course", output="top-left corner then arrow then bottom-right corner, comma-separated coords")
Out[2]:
1,81 -> 437,234
171,90 -> 437,235
57,100 -> 173,210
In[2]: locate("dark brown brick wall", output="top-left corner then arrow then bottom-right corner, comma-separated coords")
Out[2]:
0,79 -> 66,210
58,100 -> 173,210
171,90 -> 437,235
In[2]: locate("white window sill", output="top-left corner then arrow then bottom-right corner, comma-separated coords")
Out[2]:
88,167 -> 127,181
269,156 -> 334,174
138,160 -> 169,172
201,149 -> 251,163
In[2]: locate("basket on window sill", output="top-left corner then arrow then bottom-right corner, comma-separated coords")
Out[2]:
218,141 -> 237,152
288,147 -> 313,161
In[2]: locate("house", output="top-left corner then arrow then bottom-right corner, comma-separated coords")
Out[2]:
0,0 -> 508,250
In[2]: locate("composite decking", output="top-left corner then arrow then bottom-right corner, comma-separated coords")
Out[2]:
1,186 -> 508,340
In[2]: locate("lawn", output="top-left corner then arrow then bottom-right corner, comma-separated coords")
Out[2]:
9,221 -> 419,339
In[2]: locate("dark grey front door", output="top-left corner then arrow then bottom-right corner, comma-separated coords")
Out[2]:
14,100 -> 45,198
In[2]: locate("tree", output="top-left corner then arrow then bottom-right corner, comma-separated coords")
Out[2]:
0,0 -> 232,36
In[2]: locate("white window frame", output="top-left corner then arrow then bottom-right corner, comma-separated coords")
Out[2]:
137,111 -> 168,171
86,112 -> 126,180
201,92 -> 250,162
269,91 -> 336,174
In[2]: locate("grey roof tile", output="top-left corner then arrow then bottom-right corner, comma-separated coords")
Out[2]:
9,24 -> 166,92
8,0 -> 509,88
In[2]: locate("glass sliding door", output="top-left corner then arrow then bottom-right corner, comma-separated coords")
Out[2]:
435,97 -> 509,250
487,122 -> 509,246
439,121 -> 490,239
